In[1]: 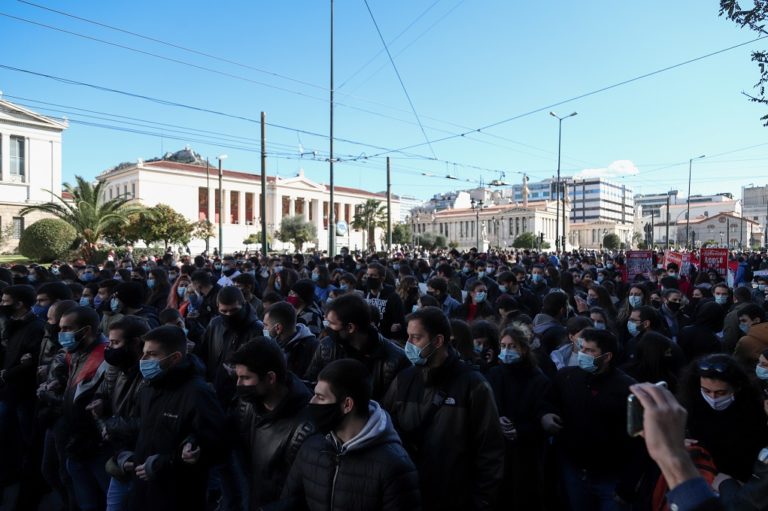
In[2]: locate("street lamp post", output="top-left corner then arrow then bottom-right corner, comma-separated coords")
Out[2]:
549,111 -> 577,253
205,158 -> 210,255
471,198 -> 484,250
217,154 -> 228,256
685,154 -> 705,248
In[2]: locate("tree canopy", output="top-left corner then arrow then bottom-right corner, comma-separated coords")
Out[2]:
276,215 -> 317,252
352,199 -> 388,252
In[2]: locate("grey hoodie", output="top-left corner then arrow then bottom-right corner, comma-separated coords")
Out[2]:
332,401 -> 400,454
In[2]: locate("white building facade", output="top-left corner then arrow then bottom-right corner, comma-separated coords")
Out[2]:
410,201 -> 559,251
0,98 -> 67,252
97,155 -> 400,254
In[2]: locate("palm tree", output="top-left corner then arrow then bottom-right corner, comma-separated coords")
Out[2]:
352,199 -> 388,252
20,175 -> 147,258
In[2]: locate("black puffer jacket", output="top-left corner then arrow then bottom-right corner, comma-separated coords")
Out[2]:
0,311 -> 45,401
266,401 -> 420,511
277,323 -> 318,378
94,364 -> 146,450
196,303 -> 264,404
236,373 -> 315,508
122,359 -> 226,511
382,353 -> 505,511
304,326 -> 410,400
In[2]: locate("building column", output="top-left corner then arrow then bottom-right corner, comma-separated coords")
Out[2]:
289,197 -> 295,217
238,191 -> 246,225
303,199 -> 310,221
208,187 -> 216,223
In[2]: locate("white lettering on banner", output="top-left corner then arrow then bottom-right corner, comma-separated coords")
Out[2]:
366,296 -> 388,317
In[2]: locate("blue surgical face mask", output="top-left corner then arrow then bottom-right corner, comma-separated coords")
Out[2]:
405,341 -> 431,366
498,348 -> 521,365
311,273 -> 320,282
531,274 -> 543,283
275,280 -> 282,291
628,295 -> 643,308
597,276 -> 604,284
110,297 -> 122,313
462,267 -> 471,274
478,271 -> 486,279
79,296 -> 91,307
759,284 -> 767,292
756,364 -> 768,381
586,296 -> 598,307
177,286 -> 187,299
94,296 -> 103,308
473,344 -> 484,354
700,390 -> 735,411
474,292 -> 487,303
81,272 -> 95,282
140,354 -> 172,380
627,321 -> 640,337
51,267 -> 60,275
715,295 -> 728,305
739,322 -> 751,334
498,285 -> 508,294
58,329 -> 82,352
262,328 -> 271,339
32,304 -> 50,320
214,263 -> 222,271
593,321 -> 606,330
393,264 -> 400,271
577,351 -> 599,373
411,304 -> 419,313
339,284 -> 348,291
146,279 -> 156,289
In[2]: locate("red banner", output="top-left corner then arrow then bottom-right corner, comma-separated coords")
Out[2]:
699,248 -> 728,277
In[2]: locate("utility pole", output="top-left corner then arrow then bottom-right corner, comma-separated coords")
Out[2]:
386,157 -> 392,252
562,181 -> 568,252
328,0 -> 336,257
205,158 -> 210,255
260,112 -> 268,257
549,111 -> 577,254
217,155 -> 227,256
685,155 -> 705,248
665,193 -> 671,250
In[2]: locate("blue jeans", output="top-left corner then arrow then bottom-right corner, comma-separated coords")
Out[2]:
560,457 -> 628,511
106,477 -> 133,511
66,454 -> 110,511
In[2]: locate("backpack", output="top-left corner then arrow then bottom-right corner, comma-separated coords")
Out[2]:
651,444 -> 717,511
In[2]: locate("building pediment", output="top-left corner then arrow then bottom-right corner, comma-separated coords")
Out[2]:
0,100 -> 67,131
278,175 -> 326,192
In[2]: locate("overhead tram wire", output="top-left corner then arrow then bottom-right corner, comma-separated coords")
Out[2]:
9,3 -> 575,167
361,34 -> 768,159
0,69 -> 512,177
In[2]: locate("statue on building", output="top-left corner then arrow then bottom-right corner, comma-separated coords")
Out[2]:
522,174 -> 530,208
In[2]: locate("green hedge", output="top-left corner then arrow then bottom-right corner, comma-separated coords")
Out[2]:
18,219 -> 77,262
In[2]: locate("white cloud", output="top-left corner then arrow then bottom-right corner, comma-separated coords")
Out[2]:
575,160 -> 639,179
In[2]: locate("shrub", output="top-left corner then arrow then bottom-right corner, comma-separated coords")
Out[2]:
18,219 -> 77,262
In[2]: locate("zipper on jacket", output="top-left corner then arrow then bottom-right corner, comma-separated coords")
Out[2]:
329,452 -> 341,510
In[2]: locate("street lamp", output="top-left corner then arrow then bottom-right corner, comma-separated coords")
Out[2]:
217,154 -> 228,256
205,158 -> 210,255
471,198 -> 484,250
685,154 -> 705,248
550,111 -> 577,253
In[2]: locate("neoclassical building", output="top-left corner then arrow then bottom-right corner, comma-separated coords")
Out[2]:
410,200 -> 560,251
96,149 -> 400,253
0,97 -> 67,252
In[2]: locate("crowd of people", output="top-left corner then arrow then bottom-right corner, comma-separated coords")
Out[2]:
0,245 -> 767,511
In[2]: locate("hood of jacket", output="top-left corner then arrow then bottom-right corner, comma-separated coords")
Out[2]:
334,401 -> 400,455
532,313 -> 560,335
283,322 -> 315,350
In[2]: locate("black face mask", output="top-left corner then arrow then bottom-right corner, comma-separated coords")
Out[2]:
104,346 -> 137,370
651,299 -> 662,309
223,268 -> 236,277
307,402 -> 345,433
366,277 -> 381,291
44,322 -> 60,338
0,303 -> 16,317
666,302 -> 681,313
12,276 -> 28,285
222,307 -> 246,329
235,384 -> 265,404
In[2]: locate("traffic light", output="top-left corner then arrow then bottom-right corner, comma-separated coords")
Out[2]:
540,232 -> 545,243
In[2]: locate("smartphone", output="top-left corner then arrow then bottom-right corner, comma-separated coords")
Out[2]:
627,381 -> 668,437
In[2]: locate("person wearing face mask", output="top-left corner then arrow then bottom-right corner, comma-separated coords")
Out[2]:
232,272 -> 264,319
230,339 -> 315,509
463,261 -> 501,304
289,279 -> 324,336
454,281 -> 497,323
0,285 -> 46,505
658,289 -> 689,343
459,259 -> 478,287
497,269 -> 541,317
86,317 -> 150,510
270,359 -> 420,511
678,354 -> 768,484
426,277 -> 462,317
551,316 -> 593,370
111,281 -> 160,330
362,263 -> 405,339
540,328 -> 640,511
733,304 -> 768,370
382,306 -> 504,511
722,286 -> 755,354
33,281 -> 73,322
486,324 -> 551,511
10,264 -> 31,285
217,256 -> 241,287
304,294 -> 409,400
55,307 -> 111,511
196,286 -> 263,407
530,293 -> 569,376
435,263 -> 465,303
117,326 -> 226,511
263,302 -> 318,377
186,270 -> 221,329
526,265 -> 551,300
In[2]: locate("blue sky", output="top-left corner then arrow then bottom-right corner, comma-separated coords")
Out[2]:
2,0 -> 767,201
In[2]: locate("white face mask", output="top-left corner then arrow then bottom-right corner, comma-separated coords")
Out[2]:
700,389 -> 735,411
